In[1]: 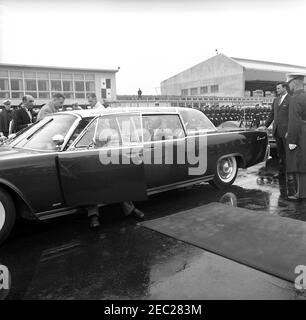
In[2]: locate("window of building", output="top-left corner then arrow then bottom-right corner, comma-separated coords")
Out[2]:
0,92 -> 10,99
11,92 -> 23,99
63,80 -> 73,91
85,74 -> 95,81
0,78 -> 9,90
0,70 -> 8,77
50,72 -> 61,79
37,72 -> 49,79
75,81 -> 85,91
190,88 -> 198,95
51,80 -> 62,91
62,73 -> 73,80
106,79 -> 111,89
75,92 -> 85,99
85,81 -> 95,92
25,79 -> 37,91
101,88 -> 107,99
24,71 -> 36,78
181,89 -> 188,96
39,92 -> 50,99
10,79 -> 23,91
10,71 -> 22,78
210,85 -> 219,93
26,92 -> 37,98
38,80 -> 49,91
64,92 -> 74,99
74,74 -> 84,80
200,86 -> 208,94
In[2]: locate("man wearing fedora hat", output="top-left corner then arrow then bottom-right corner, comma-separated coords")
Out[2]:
286,73 -> 306,200
0,99 -> 13,138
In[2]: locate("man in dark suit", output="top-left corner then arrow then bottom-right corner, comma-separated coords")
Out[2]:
261,82 -> 290,176
12,95 -> 35,133
0,99 -> 12,137
286,73 -> 306,200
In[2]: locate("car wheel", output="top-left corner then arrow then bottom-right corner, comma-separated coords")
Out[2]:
0,188 -> 16,245
210,156 -> 238,189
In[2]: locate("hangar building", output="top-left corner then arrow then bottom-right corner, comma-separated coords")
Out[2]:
160,53 -> 306,98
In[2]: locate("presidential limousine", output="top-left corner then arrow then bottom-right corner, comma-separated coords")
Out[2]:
0,107 -> 268,244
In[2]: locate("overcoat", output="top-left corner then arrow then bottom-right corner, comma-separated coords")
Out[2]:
286,89 -> 306,173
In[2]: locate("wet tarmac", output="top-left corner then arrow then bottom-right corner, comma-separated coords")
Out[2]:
1,158 -> 306,300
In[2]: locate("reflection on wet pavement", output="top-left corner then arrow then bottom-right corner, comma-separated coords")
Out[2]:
1,159 -> 306,299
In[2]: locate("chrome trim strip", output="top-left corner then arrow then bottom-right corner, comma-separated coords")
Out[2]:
36,207 -> 78,220
147,175 -> 214,195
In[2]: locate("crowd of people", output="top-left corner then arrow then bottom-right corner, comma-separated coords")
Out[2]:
198,104 -> 272,128
0,93 -> 108,141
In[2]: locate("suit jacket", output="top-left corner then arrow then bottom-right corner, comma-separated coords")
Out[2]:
0,109 -> 12,136
12,107 -> 32,133
265,94 -> 290,138
287,89 -> 306,173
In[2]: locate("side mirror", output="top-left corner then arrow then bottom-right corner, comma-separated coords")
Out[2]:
52,134 -> 65,148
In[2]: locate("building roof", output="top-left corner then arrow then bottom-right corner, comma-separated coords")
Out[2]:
0,63 -> 119,73
161,53 -> 306,84
231,57 -> 306,74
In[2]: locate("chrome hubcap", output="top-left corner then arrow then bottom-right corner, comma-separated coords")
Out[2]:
217,157 -> 237,182
0,201 -> 5,231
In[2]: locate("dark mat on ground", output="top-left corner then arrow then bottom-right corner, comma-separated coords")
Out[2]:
141,202 -> 306,282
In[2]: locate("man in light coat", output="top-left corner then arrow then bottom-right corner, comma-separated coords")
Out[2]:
37,93 -> 65,121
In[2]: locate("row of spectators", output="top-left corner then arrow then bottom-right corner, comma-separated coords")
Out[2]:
196,104 -> 272,128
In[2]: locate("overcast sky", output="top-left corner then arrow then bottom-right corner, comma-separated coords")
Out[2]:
0,0 -> 306,94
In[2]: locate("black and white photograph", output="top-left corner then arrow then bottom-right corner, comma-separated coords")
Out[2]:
1,0 -> 306,309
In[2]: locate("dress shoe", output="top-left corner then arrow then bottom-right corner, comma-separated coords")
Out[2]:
131,208 -> 145,219
287,195 -> 300,201
90,215 -> 100,228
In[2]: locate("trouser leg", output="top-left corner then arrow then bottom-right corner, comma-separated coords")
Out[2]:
122,201 -> 145,219
287,173 -> 297,197
87,205 -> 99,217
297,173 -> 306,199
87,205 -> 100,228
275,135 -> 286,174
121,201 -> 135,216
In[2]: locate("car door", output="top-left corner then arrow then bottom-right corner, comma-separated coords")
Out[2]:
179,108 -> 216,180
142,113 -> 187,190
57,113 -> 147,206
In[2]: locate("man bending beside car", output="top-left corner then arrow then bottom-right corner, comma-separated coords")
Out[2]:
37,93 -> 65,121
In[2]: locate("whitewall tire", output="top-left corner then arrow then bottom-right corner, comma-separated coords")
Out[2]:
0,188 -> 16,245
210,156 -> 238,189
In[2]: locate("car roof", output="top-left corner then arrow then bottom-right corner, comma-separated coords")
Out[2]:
58,106 -> 197,118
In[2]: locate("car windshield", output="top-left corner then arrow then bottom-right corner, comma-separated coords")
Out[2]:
10,114 -> 77,151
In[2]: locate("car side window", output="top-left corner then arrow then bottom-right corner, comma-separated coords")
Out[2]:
179,109 -> 216,136
75,119 -> 98,148
74,114 -> 142,149
116,114 -> 142,145
94,116 -> 120,148
142,114 -> 185,142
